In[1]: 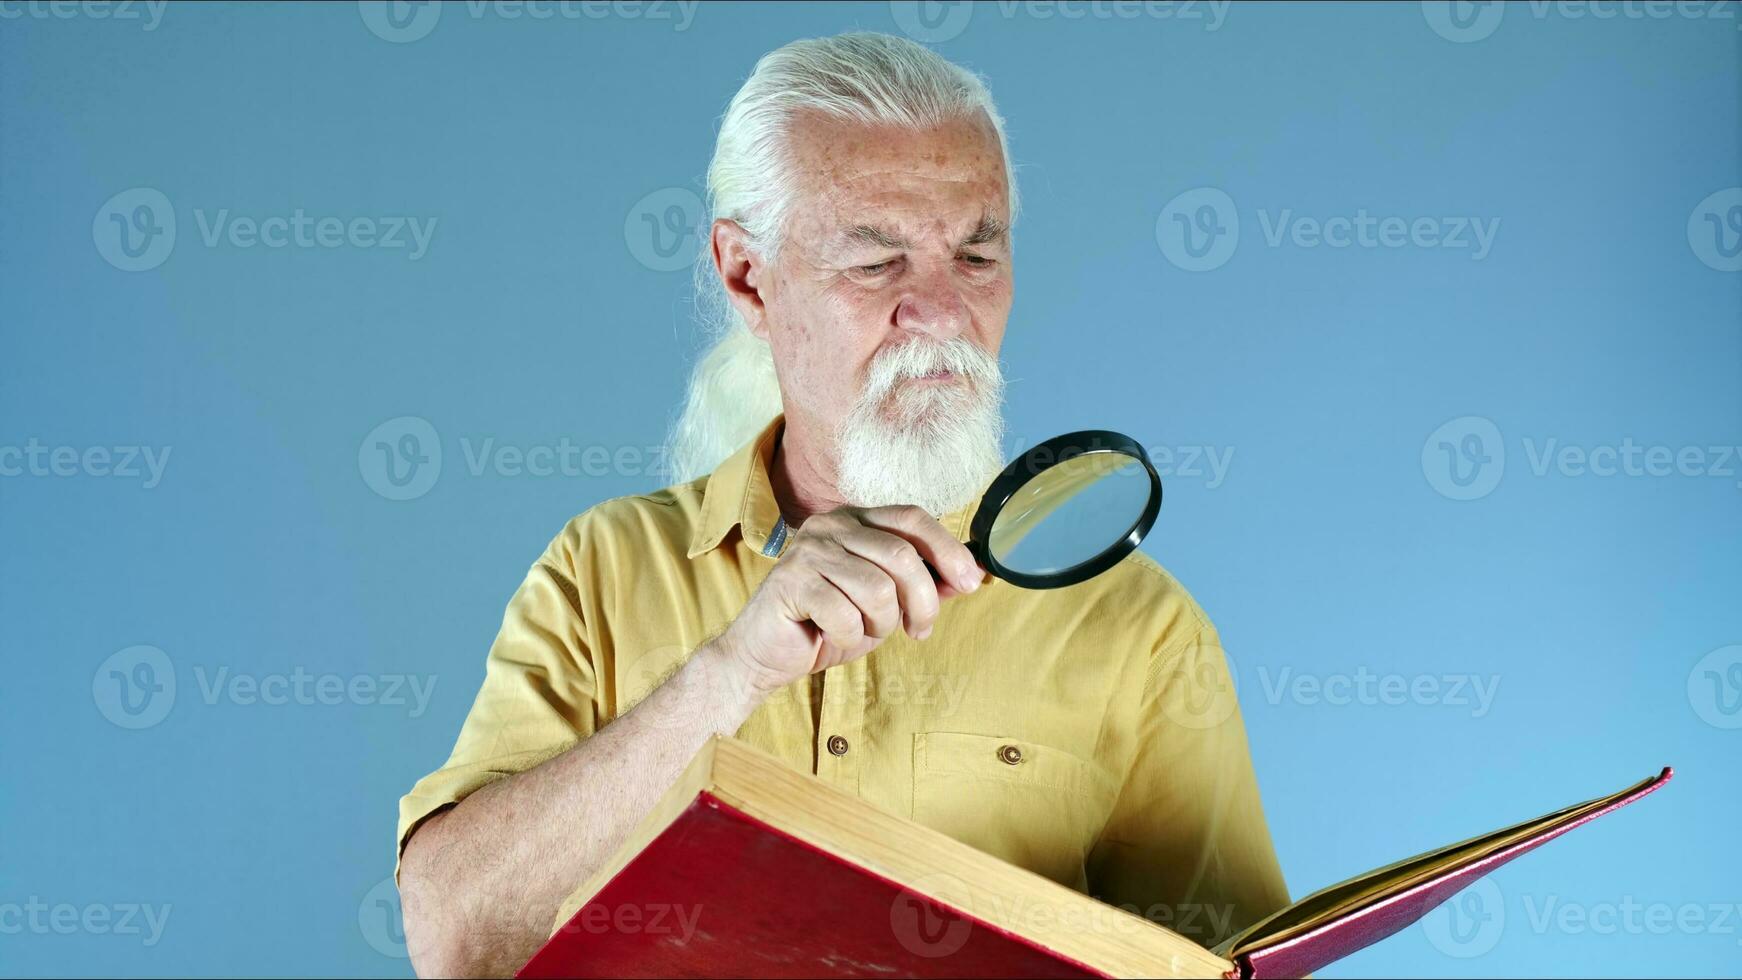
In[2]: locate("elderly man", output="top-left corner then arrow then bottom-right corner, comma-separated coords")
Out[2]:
397,32 -> 1288,977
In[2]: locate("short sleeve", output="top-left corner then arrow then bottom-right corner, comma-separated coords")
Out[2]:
394,555 -> 600,878
1087,625 -> 1290,950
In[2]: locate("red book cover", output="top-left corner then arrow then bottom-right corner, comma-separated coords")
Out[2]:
516,737 -> 1669,979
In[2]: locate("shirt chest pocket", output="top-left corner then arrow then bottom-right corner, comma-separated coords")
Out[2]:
910,732 -> 1119,891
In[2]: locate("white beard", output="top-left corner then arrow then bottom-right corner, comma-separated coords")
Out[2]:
834,337 -> 1007,516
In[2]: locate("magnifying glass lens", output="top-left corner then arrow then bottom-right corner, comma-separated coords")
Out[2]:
988,454 -> 1149,576
967,430 -> 1162,590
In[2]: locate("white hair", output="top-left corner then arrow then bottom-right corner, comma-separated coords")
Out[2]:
665,31 -> 1020,484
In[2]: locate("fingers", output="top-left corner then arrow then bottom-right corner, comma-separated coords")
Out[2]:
809,539 -> 903,643
775,505 -> 984,663
831,523 -> 941,639
855,505 -> 984,595
788,575 -> 867,658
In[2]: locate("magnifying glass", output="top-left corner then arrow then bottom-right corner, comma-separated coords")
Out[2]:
965,430 -> 1162,589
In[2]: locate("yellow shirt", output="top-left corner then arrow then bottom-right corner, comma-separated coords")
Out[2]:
397,413 -> 1290,949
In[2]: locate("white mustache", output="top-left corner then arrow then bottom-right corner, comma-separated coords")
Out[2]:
862,338 -> 1000,398
834,337 -> 1007,516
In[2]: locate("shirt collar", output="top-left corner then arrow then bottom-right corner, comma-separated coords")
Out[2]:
686,413 -> 988,560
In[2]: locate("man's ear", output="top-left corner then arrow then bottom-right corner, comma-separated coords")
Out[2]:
711,218 -> 770,339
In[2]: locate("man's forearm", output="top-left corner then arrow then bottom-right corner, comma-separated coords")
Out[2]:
398,638 -> 775,978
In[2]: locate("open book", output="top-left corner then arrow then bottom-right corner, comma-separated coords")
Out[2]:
518,737 -> 1669,979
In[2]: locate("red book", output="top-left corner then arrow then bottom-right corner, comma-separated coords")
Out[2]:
519,737 -> 1668,979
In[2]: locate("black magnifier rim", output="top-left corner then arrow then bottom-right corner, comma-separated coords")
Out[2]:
968,429 -> 1162,590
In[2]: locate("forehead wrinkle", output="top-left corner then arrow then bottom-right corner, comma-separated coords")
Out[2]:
829,211 -> 1009,255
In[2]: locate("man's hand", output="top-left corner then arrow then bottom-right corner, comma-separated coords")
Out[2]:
399,504 -> 985,977
717,504 -> 986,691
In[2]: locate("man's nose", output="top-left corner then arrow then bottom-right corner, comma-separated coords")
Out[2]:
893,266 -> 969,340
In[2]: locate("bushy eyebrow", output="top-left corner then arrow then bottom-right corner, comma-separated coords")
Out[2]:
835,214 -> 1009,252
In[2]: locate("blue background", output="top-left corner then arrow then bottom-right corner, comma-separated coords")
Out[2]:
2,1 -> 1738,976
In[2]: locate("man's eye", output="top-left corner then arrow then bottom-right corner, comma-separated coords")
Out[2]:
959,253 -> 995,267
856,260 -> 896,275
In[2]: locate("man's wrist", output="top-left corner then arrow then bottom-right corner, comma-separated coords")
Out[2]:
697,631 -> 787,723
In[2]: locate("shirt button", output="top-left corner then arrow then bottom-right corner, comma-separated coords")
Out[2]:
998,744 -> 1023,766
827,735 -> 850,757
